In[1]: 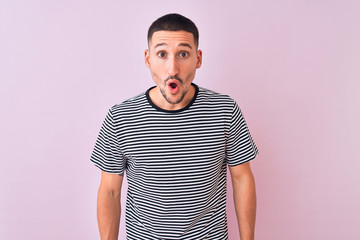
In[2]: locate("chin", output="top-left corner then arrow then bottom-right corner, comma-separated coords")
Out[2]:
163,91 -> 184,104
165,96 -> 183,105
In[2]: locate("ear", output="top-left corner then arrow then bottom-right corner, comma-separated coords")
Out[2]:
196,49 -> 202,69
145,49 -> 150,68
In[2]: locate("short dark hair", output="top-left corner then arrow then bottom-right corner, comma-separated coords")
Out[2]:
147,13 -> 199,48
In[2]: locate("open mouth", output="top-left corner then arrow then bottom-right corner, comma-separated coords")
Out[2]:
170,82 -> 178,89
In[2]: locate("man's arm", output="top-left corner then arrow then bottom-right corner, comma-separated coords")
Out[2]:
229,162 -> 256,240
97,170 -> 124,240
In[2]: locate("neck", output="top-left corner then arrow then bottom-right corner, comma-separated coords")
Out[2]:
149,84 -> 196,111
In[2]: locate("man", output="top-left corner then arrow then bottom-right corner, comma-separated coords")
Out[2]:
91,13 -> 258,240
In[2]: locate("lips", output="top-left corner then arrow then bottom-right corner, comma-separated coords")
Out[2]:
167,79 -> 180,94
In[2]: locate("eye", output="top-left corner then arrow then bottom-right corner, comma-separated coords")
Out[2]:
157,51 -> 166,58
179,51 -> 189,58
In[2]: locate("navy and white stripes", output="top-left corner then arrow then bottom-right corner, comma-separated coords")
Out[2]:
91,84 -> 258,239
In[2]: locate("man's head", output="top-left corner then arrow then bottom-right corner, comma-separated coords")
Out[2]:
147,13 -> 199,49
145,13 -> 202,110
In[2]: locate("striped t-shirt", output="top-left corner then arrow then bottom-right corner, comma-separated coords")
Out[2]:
91,84 -> 258,239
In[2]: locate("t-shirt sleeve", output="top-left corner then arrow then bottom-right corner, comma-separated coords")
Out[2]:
90,107 -> 126,175
226,101 -> 259,166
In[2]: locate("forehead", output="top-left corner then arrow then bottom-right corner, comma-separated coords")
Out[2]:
149,31 -> 195,48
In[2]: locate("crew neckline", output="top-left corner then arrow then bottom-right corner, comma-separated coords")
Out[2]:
145,83 -> 199,113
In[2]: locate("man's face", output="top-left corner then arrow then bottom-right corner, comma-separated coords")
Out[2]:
145,31 -> 202,107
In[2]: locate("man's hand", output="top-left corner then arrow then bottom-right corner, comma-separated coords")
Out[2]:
97,171 -> 124,240
229,162 -> 256,240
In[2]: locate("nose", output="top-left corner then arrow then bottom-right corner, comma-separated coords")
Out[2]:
167,56 -> 179,77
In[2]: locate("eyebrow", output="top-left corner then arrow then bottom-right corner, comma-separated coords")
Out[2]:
179,43 -> 192,49
154,43 -> 193,50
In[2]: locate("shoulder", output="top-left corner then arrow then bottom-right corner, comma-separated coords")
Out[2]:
197,86 -> 236,107
106,91 -> 148,120
110,91 -> 147,111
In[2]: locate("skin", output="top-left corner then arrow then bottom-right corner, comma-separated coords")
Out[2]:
145,30 -> 202,111
230,162 -> 257,240
97,171 -> 123,240
96,30 -> 256,240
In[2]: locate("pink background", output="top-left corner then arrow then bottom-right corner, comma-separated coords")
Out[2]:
1,0 -> 359,239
